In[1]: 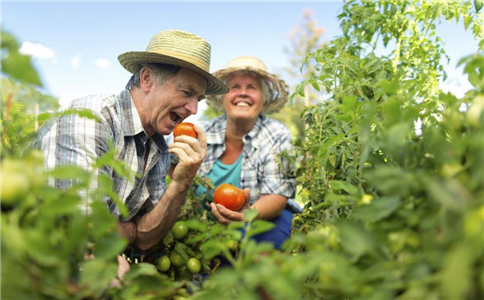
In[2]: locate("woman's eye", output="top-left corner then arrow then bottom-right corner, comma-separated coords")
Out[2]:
183,90 -> 192,96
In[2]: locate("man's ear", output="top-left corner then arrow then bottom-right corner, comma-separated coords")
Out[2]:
139,66 -> 153,93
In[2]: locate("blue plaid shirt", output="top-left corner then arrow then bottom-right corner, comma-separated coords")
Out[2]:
198,114 -> 296,204
32,90 -> 170,221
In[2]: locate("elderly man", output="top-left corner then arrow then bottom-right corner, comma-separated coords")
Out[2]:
32,30 -> 228,251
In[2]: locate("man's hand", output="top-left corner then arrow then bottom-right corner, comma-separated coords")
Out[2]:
210,188 -> 250,225
168,125 -> 206,188
134,126 -> 206,250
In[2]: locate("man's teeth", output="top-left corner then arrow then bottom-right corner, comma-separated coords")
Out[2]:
236,102 -> 249,107
170,113 -> 182,125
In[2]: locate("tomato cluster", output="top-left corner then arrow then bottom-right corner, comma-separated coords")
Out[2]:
153,220 -> 206,280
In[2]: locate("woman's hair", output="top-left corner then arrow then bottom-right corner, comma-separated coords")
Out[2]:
125,63 -> 181,90
215,71 -> 272,108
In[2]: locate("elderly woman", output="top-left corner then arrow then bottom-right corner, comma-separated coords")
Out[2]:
196,56 -> 297,250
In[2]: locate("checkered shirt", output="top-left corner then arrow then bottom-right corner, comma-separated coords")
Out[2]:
198,114 -> 296,204
31,90 -> 170,221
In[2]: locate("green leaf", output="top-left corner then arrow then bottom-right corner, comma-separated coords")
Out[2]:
1,49 -> 42,86
311,82 -> 320,91
441,243 -> 474,300
185,218 -> 208,232
244,209 -> 259,222
209,224 -> 226,235
474,0 -> 483,13
93,233 -> 127,260
330,180 -> 359,195
199,240 -> 225,260
59,108 -> 100,121
245,220 -> 275,239
89,200 -> 118,240
351,197 -> 401,222
174,242 -> 190,261
123,262 -> 160,280
41,194 -> 81,216
79,259 -> 117,298
427,179 -> 469,212
23,230 -> 60,267
378,79 -> 400,95
338,220 -> 376,259
48,165 -> 92,181
227,221 -> 245,230
464,15 -> 473,30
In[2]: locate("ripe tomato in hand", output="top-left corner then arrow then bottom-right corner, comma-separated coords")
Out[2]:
213,183 -> 245,211
173,122 -> 198,139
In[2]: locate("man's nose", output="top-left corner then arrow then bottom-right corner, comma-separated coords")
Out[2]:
185,99 -> 198,115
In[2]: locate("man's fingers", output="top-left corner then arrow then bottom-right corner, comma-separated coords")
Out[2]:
193,125 -> 207,150
174,135 -> 200,152
170,141 -> 196,157
169,147 -> 190,162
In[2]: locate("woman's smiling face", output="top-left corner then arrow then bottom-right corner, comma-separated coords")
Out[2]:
222,73 -> 264,122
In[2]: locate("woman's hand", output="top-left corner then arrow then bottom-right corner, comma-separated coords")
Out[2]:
210,188 -> 250,225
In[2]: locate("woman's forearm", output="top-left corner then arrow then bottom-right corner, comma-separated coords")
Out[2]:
250,195 -> 287,220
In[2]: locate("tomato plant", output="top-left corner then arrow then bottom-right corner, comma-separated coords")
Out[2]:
213,183 -> 245,211
173,122 -> 198,139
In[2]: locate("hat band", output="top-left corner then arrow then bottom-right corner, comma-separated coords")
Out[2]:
148,49 -> 209,72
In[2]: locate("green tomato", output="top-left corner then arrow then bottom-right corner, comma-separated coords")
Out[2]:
170,252 -> 185,267
187,257 -> 201,273
157,255 -> 171,272
172,221 -> 189,240
1,159 -> 30,206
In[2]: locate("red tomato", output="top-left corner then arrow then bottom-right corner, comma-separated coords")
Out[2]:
213,183 -> 245,211
173,122 -> 198,139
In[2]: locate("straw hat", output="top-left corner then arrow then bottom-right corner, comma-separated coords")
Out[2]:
118,30 -> 228,95
206,56 -> 289,114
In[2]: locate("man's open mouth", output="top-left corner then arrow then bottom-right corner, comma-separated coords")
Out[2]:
170,112 -> 183,125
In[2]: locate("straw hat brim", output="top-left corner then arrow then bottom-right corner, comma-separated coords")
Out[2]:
118,51 -> 228,95
206,66 -> 289,114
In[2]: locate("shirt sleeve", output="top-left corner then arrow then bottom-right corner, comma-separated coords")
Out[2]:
259,129 -> 296,199
39,112 -> 113,215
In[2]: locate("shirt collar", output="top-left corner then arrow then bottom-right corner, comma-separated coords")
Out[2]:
118,89 -> 168,152
206,114 -> 265,150
118,89 -> 145,136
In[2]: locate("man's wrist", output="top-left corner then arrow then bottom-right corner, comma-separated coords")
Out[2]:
170,178 -> 193,192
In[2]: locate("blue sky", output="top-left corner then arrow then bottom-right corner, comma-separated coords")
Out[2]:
2,1 -> 480,122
